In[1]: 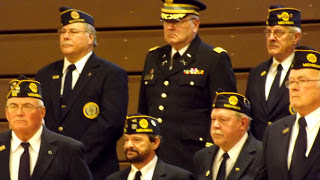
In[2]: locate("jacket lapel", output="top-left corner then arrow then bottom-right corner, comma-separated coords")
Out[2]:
152,159 -> 167,180
0,131 -> 12,180
258,59 -> 272,115
31,128 -> 57,180
205,146 -> 218,180
61,53 -> 99,119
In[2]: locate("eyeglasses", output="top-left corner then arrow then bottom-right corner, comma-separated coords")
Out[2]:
285,79 -> 320,89
161,18 -> 195,27
264,29 -> 293,38
58,28 -> 87,37
6,103 -> 42,113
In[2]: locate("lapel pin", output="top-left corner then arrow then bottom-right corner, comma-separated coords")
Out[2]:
180,59 -> 187,65
235,167 -> 240,172
52,75 -> 60,79
48,150 -> 53,155
282,128 -> 290,134
0,145 -> 6,151
187,53 -> 191,58
162,60 -> 168,66
261,71 -> 266,76
206,170 -> 210,176
162,54 -> 166,58
88,72 -> 92,76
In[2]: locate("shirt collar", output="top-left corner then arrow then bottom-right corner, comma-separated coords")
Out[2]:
63,51 -> 93,74
131,155 -> 158,180
11,125 -> 43,153
271,52 -> 294,73
171,44 -> 190,59
297,107 -> 320,130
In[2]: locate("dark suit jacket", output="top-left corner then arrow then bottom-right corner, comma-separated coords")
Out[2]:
138,35 -> 237,172
0,127 -> 93,180
36,52 -> 128,180
256,115 -> 320,180
105,159 -> 195,180
194,133 -> 262,180
246,58 -> 293,140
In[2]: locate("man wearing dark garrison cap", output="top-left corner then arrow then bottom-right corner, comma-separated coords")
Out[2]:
194,91 -> 262,180
246,5 -> 302,141
0,76 -> 93,180
138,0 -> 237,172
106,114 -> 195,180
35,7 -> 128,180
256,46 -> 320,180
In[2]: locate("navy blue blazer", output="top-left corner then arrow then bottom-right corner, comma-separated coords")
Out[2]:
36,52 -> 128,180
194,133 -> 262,180
0,127 -> 93,180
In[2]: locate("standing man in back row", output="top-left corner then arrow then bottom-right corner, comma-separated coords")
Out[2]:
138,0 -> 237,172
246,5 -> 302,140
36,7 -> 128,180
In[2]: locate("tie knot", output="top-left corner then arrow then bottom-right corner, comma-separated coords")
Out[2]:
173,52 -> 181,60
277,64 -> 283,72
21,142 -> 29,150
134,171 -> 142,180
222,152 -> 229,160
68,64 -> 76,71
298,117 -> 307,127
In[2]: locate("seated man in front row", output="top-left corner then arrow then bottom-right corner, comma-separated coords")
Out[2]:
0,76 -> 93,180
194,91 -> 262,180
106,114 -> 194,180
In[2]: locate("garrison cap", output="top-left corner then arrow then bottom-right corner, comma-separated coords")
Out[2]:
212,90 -> 251,117
266,5 -> 301,28
161,0 -> 206,21
292,46 -> 320,70
124,114 -> 160,135
59,6 -> 94,27
7,75 -> 42,100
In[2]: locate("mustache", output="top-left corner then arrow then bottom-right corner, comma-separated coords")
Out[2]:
268,42 -> 278,47
125,147 -> 138,154
211,130 -> 224,135
61,41 -> 73,46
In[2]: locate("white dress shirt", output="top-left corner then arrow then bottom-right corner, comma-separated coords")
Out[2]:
128,155 -> 158,180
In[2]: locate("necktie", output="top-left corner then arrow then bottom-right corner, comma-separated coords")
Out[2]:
19,142 -> 30,180
169,52 -> 180,70
267,64 -> 282,111
134,171 -> 142,180
61,64 -> 76,106
290,117 -> 307,180
217,153 -> 229,180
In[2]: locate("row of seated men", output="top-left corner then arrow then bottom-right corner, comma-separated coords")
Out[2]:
1,0 -> 319,179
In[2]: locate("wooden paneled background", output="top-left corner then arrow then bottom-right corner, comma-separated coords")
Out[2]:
0,0 -> 319,169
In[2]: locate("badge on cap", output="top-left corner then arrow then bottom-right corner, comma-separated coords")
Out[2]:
83,102 -> 100,119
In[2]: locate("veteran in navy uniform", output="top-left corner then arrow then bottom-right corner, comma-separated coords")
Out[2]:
256,46 -> 320,180
138,0 -> 237,172
106,114 -> 195,180
0,76 -> 93,180
246,5 -> 302,140
35,7 -> 128,180
194,91 -> 262,180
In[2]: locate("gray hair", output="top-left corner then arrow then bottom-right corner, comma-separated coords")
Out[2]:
84,23 -> 98,47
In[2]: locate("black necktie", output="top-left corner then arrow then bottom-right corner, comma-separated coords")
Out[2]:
134,171 -> 142,180
217,153 -> 229,180
19,142 -> 30,180
169,52 -> 180,70
267,64 -> 282,111
61,64 -> 76,105
290,117 -> 307,180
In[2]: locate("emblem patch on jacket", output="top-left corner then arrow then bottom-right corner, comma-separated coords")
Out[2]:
83,102 -> 100,119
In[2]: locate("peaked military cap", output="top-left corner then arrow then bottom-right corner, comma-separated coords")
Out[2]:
124,114 -> 160,135
161,0 -> 206,21
212,90 -> 251,117
59,6 -> 94,27
266,5 -> 301,28
7,75 -> 42,100
292,46 -> 320,70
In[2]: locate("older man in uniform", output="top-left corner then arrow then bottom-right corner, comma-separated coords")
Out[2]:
106,114 -> 195,180
256,46 -> 320,180
0,76 -> 93,180
246,5 -> 302,140
194,91 -> 262,180
36,7 -> 128,180
138,0 -> 237,172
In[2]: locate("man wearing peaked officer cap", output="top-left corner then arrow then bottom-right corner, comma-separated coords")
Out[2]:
0,75 -> 93,180
138,0 -> 237,172
35,6 -> 128,180
106,114 -> 195,180
246,5 -> 302,141
194,90 -> 262,180
256,46 -> 320,180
